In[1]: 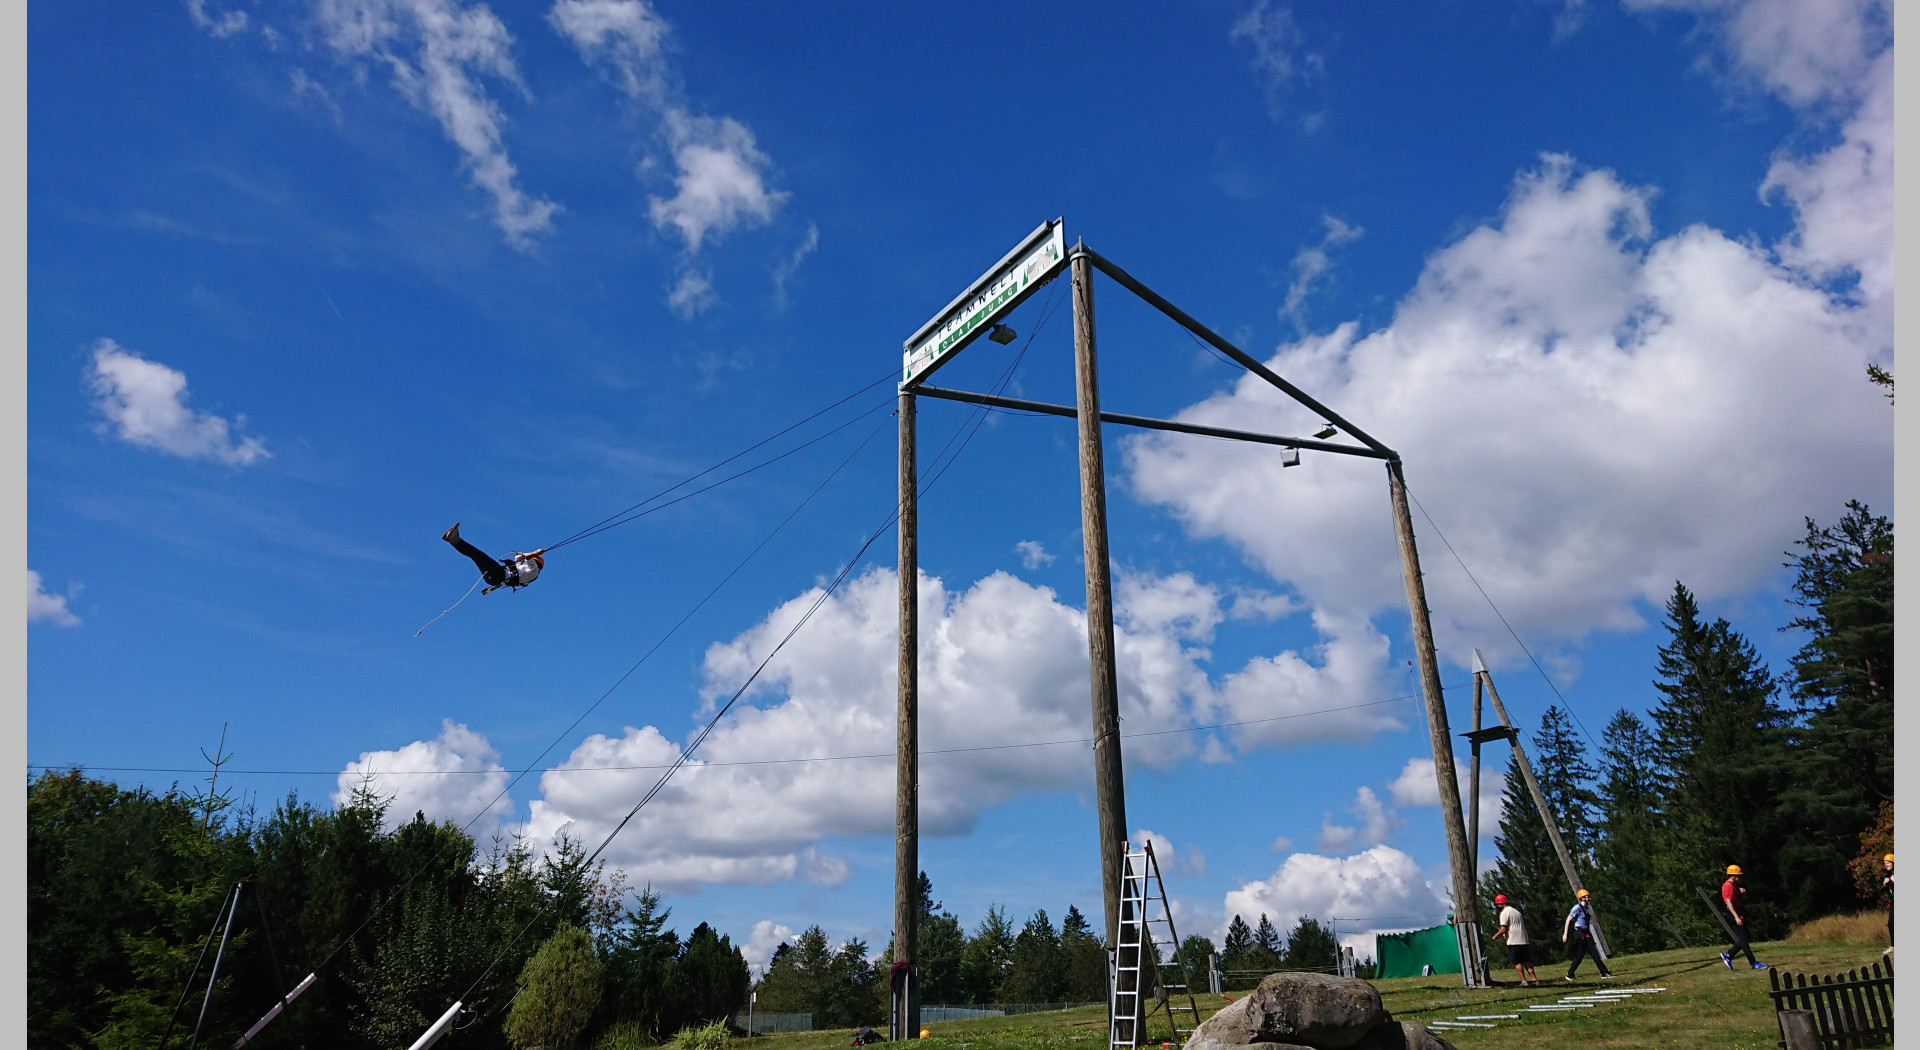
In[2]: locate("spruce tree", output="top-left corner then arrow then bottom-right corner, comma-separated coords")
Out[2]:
1059,905 -> 1108,1002
958,906 -> 1015,1004
1485,752 -> 1563,931
1000,909 -> 1064,1003
1282,917 -> 1338,971
1587,709 -> 1666,953
1649,582 -> 1789,938
1220,915 -> 1256,988
1776,503 -> 1894,919
1252,914 -> 1284,971
1531,705 -> 1597,856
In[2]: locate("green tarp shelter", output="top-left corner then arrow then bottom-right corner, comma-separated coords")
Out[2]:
1374,924 -> 1460,978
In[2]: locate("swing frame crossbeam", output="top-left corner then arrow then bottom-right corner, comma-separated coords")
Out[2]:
893,228 -> 1494,1012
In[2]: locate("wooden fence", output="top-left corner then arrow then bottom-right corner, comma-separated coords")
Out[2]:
1767,956 -> 1893,1049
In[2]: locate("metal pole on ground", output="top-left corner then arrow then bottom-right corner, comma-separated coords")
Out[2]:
1385,461 -> 1487,988
894,390 -> 920,1040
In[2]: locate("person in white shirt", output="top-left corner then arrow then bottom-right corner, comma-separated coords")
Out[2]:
1492,894 -> 1538,986
442,523 -> 546,594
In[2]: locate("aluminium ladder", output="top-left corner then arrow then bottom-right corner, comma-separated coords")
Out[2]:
1110,841 -> 1204,1050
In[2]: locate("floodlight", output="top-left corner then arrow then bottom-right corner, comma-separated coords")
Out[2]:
988,324 -> 1017,345
1314,423 -> 1338,439
1281,447 -> 1301,467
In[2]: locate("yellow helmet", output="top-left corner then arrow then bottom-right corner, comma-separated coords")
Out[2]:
1885,854 -> 1896,864
1576,888 -> 1591,899
1726,865 -> 1743,876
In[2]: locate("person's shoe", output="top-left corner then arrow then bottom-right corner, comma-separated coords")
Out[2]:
1751,962 -> 1769,970
1720,951 -> 1733,969
1600,973 -> 1618,979
1563,976 -> 1576,982
443,523 -> 461,543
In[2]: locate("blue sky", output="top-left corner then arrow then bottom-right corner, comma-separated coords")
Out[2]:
29,0 -> 1891,968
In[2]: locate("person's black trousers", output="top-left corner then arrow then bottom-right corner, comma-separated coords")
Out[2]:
1726,919 -> 1758,965
449,536 -> 508,587
1566,929 -> 1611,978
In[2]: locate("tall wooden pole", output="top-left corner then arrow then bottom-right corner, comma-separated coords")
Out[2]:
1070,244 -> 1129,954
1468,675 -> 1484,876
1479,667 -> 1609,958
894,390 -> 920,1038
1384,459 -> 1487,987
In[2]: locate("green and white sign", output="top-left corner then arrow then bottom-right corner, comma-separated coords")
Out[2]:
903,219 -> 1067,385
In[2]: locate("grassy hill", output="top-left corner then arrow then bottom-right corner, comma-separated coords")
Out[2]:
732,938 -> 1890,1050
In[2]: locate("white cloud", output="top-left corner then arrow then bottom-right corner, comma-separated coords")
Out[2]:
1388,756 -> 1504,836
550,0 -> 788,305
1623,0 -> 1889,109
1314,786 -> 1398,852
1269,835 -> 1293,851
88,339 -> 269,465
27,570 -> 80,627
1281,215 -> 1363,332
770,222 -> 819,312
1134,828 -> 1207,878
1127,151 -> 1890,671
1222,845 -> 1450,944
1198,610 -> 1406,753
316,0 -> 559,248
667,265 -> 717,319
647,112 -> 785,254
1229,0 -> 1325,124
745,919 -> 796,975
186,0 -> 248,37
335,719 -> 512,830
1015,540 -> 1054,569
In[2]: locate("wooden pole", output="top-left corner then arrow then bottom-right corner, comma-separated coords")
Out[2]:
1469,675 -> 1484,876
1071,244 -> 1128,955
1479,667 -> 1609,958
894,390 -> 920,1039
1384,460 -> 1487,987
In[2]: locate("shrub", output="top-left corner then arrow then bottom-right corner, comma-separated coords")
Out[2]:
1786,911 -> 1889,946
666,1019 -> 731,1050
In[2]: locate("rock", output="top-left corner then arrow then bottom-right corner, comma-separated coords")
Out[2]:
1185,973 -> 1389,1050
1351,1020 -> 1459,1050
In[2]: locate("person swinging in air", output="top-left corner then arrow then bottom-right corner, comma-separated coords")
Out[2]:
442,523 -> 546,594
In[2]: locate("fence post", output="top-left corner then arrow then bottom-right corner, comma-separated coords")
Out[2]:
1778,1009 -> 1818,1050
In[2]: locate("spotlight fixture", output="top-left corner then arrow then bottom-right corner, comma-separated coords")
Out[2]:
1281,447 -> 1302,467
1314,423 -> 1338,439
988,323 -> 1017,345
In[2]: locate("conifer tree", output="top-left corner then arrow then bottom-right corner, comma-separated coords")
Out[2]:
958,906 -> 1014,1004
1587,709 -> 1666,953
1485,753 -> 1562,928
1000,909 -> 1064,1003
1252,914 -> 1284,971
1059,905 -> 1107,1002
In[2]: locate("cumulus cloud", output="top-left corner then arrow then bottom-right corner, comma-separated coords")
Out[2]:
550,0 -> 787,310
1624,0 -> 1889,109
27,570 -> 80,627
496,564 -> 1406,889
1387,756 -> 1504,835
1128,150 -> 1890,673
88,339 -> 268,465
744,919 -> 796,975
335,719 -> 513,830
1222,845 -> 1451,946
316,0 -> 559,248
1015,540 -> 1054,569
1199,610 -> 1406,752
1315,786 -> 1399,852
1135,828 -> 1207,877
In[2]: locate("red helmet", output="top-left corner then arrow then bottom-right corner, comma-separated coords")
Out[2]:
1493,894 -> 1508,905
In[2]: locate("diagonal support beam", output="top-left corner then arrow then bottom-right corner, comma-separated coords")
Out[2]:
913,385 -> 1391,459
1079,246 -> 1397,460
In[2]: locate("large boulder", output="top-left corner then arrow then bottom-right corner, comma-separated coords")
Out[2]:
1185,973 -> 1390,1050
1351,1021 -> 1459,1050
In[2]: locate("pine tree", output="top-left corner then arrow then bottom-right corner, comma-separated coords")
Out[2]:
1649,582 -> 1789,937
1000,909 -> 1064,1003
1059,905 -> 1107,1002
1776,503 -> 1894,919
1587,710 -> 1667,953
958,906 -> 1014,1004
1281,917 -> 1337,972
1252,914 -> 1284,971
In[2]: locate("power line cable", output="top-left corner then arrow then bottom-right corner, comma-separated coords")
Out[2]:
1402,487 -> 1602,753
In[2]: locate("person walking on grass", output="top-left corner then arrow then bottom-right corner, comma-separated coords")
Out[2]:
1493,894 -> 1539,986
1718,865 -> 1768,970
1881,853 -> 1893,954
1561,888 -> 1613,981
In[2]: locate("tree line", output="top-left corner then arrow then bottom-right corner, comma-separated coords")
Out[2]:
1479,503 -> 1893,952
28,777 -> 747,1049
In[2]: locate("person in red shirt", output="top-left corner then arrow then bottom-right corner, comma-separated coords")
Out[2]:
442,523 -> 546,594
1719,865 -> 1767,970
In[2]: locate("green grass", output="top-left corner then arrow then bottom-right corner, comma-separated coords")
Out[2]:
733,939 -> 1891,1050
